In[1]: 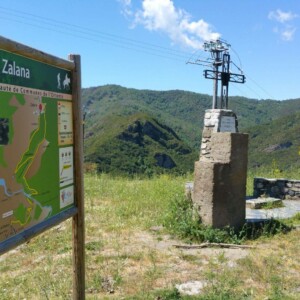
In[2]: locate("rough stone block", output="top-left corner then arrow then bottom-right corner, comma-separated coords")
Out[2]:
193,132 -> 248,229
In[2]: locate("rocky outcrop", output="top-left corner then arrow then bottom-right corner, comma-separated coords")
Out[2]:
84,113 -> 196,175
263,142 -> 292,153
116,117 -> 196,170
118,120 -> 178,147
154,153 -> 176,169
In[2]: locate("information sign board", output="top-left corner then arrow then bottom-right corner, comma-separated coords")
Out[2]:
0,45 -> 77,250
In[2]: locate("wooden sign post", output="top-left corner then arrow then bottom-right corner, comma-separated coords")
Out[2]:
69,54 -> 85,300
0,36 -> 85,299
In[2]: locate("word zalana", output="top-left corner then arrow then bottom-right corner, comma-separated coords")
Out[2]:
2,58 -> 30,79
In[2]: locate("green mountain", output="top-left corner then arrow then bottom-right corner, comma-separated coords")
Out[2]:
82,84 -> 300,174
247,111 -> 300,170
84,112 -> 197,176
82,85 -> 210,150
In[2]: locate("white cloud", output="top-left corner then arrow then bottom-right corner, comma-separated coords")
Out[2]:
120,0 -> 131,5
268,9 -> 298,23
119,0 -> 133,17
281,27 -> 296,41
273,26 -> 296,41
122,0 -> 220,50
268,9 -> 298,41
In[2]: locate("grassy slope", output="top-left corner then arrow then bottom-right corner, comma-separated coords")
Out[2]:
0,174 -> 299,299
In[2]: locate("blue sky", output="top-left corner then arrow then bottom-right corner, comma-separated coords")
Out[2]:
0,0 -> 299,100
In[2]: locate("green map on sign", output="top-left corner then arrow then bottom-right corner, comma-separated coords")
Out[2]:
0,92 -> 73,242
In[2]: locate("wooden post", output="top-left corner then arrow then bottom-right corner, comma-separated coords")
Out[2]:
69,54 -> 85,300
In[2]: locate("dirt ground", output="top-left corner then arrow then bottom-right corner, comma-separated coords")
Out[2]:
86,227 -> 250,297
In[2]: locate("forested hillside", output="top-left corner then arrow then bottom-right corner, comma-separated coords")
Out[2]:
84,112 -> 197,176
82,85 -> 300,174
247,111 -> 300,170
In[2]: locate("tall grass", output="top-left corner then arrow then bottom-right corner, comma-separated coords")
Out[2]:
85,173 -> 191,232
0,172 -> 299,299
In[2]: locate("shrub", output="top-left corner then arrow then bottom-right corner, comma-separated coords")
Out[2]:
164,193 -> 292,244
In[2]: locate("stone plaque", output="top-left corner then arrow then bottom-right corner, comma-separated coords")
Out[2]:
220,116 -> 236,132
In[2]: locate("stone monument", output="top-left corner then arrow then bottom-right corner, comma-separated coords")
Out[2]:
193,109 -> 248,229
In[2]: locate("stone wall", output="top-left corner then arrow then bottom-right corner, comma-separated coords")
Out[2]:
254,177 -> 300,200
200,109 -> 238,161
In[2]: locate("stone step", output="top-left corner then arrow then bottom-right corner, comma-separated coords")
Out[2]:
246,197 -> 283,209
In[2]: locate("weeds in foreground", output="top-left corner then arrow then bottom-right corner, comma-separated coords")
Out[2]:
164,193 -> 240,243
164,192 -> 293,244
283,212 -> 300,227
260,199 -> 285,209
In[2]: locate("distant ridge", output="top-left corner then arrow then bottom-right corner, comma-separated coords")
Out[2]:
82,84 -> 300,173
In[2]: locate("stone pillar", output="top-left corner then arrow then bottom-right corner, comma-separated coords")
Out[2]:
193,109 -> 248,229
